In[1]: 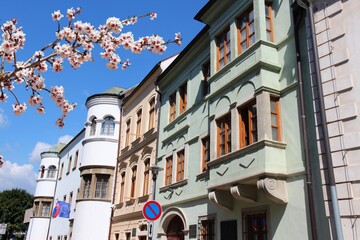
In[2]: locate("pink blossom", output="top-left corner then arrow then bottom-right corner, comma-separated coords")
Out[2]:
66,8 -> 76,21
52,10 -> 64,21
150,12 -> 157,20
0,93 -> 8,102
55,118 -> 65,128
28,95 -> 42,106
106,17 -> 123,34
12,103 -> 27,116
36,105 -> 45,114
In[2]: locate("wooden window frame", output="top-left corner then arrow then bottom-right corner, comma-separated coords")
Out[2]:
265,3 -> 274,42
148,97 -> 156,130
179,82 -> 187,114
101,116 -> 115,135
216,114 -> 232,157
237,6 -> 255,55
216,27 -> 231,70
199,216 -> 215,240
136,109 -> 142,139
202,61 -> 210,97
176,149 -> 185,181
125,119 -> 131,146
130,166 -> 137,198
143,159 -> 150,196
169,93 -> 177,122
239,100 -> 257,148
83,174 -> 92,198
201,136 -> 210,172
95,174 -> 109,199
119,172 -> 125,203
165,156 -> 173,185
270,97 -> 281,141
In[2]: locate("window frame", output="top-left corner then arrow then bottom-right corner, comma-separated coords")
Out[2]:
130,166 -> 137,198
216,27 -> 231,70
265,3 -> 274,42
201,136 -> 210,172
72,150 -> 78,170
90,118 -> 97,136
67,156 -> 72,174
176,149 -> 185,182
202,61 -> 210,97
198,215 -> 216,240
47,165 -> 56,178
101,116 -> 115,136
242,210 -> 268,240
125,119 -> 131,146
94,174 -> 109,199
83,174 -> 92,199
148,97 -> 156,130
169,92 -> 177,122
119,172 -> 126,203
165,155 -> 173,186
270,97 -> 281,141
143,159 -> 150,196
216,113 -> 232,157
179,82 -> 187,114
237,6 -> 255,55
239,100 -> 257,148
136,109 -> 142,139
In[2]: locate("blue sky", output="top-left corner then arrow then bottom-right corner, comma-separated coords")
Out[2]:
0,0 -> 207,194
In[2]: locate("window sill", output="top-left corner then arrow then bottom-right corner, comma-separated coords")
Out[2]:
76,198 -> 111,203
159,179 -> 188,192
138,194 -> 150,203
208,139 -> 286,167
196,170 -> 209,180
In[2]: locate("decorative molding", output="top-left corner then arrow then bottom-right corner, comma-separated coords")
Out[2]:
257,178 -> 287,204
230,185 -> 257,203
208,190 -> 233,211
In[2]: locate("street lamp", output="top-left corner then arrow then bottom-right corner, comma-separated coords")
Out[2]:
147,164 -> 163,200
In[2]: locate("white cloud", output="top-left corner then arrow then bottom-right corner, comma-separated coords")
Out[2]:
0,108 -> 9,128
57,135 -> 73,144
0,161 -> 37,194
29,142 -> 52,163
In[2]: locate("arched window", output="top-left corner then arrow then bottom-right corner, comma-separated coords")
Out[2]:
90,118 -> 97,136
148,97 -> 156,130
101,116 -> 115,135
47,165 -> 57,178
40,165 -> 45,178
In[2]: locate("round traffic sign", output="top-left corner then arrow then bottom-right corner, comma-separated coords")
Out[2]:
143,200 -> 162,221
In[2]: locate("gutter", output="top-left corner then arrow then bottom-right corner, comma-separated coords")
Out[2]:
295,0 -> 344,239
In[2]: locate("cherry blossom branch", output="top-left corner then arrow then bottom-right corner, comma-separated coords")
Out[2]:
0,8 -> 182,128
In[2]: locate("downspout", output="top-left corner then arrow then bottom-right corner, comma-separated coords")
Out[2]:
153,87 -> 162,201
292,3 -> 317,239
108,93 -> 124,240
296,0 -> 344,239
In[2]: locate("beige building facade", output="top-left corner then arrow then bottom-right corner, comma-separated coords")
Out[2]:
110,56 -> 176,240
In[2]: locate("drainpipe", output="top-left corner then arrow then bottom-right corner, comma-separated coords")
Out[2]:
295,0 -> 344,239
292,3 -> 317,239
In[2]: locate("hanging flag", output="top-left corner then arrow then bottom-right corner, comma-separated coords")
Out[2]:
52,201 -> 70,218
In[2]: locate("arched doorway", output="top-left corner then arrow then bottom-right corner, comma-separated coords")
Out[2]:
166,215 -> 184,240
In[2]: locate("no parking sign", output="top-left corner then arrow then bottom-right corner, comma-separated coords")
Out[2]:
142,200 -> 162,221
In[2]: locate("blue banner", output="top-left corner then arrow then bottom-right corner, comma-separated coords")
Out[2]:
52,201 -> 70,218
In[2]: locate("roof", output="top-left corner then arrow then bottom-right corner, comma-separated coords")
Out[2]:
102,86 -> 128,95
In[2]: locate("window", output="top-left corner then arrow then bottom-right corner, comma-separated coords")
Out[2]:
148,98 -> 156,130
136,109 -> 142,138
33,202 -> 39,216
270,98 -> 281,141
265,3 -> 274,42
41,202 -> 51,217
143,159 -> 150,196
165,156 -> 173,185
179,82 -> 187,114
202,61 -> 210,96
83,174 -> 92,198
115,233 -> 119,240
239,101 -> 257,148
199,217 -> 215,240
63,195 -> 67,202
73,150 -> 78,170
40,165 -> 45,178
69,192 -> 73,208
201,136 -> 210,172
216,27 -> 231,70
67,156 -> 72,174
242,211 -> 267,240
102,116 -> 115,135
217,114 -> 231,157
169,93 -> 176,122
47,165 -> 56,178
130,166 -> 137,198
119,172 -> 125,203
90,118 -> 97,136
176,150 -> 185,181
125,119 -> 131,146
59,162 -> 64,180
95,174 -> 109,199
237,7 -> 255,54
